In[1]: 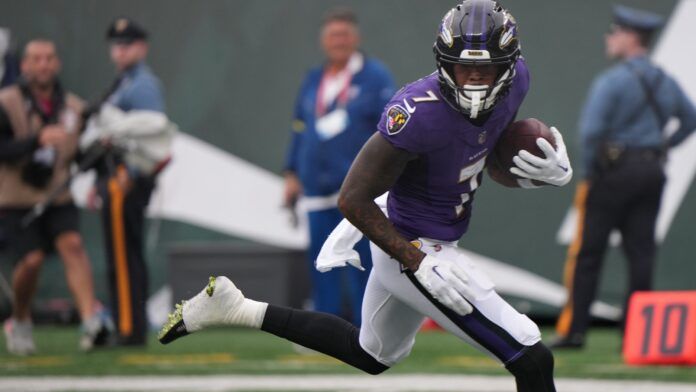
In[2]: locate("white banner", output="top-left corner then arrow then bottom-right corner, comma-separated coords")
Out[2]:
71,132 -> 308,250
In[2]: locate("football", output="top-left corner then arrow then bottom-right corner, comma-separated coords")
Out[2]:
493,118 -> 556,177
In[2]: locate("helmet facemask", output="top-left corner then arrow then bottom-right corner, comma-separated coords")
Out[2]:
436,58 -> 516,119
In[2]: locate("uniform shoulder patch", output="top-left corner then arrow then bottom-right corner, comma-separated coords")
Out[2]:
386,104 -> 411,135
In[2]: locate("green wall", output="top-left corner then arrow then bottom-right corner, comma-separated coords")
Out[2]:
1,0 -> 691,317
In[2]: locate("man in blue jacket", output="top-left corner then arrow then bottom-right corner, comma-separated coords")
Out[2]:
553,5 -> 696,349
283,8 -> 395,325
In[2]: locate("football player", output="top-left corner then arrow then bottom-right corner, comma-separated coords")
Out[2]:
159,1 -> 571,390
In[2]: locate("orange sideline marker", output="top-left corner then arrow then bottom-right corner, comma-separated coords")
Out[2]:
623,291 -> 696,365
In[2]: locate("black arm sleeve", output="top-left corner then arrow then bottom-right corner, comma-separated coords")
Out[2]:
0,105 -> 39,163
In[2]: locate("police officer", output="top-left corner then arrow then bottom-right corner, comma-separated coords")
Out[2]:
0,40 -> 111,354
552,5 -> 696,349
283,8 -> 395,325
89,17 -> 167,346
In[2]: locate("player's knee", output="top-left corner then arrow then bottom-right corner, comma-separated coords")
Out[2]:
506,341 -> 554,379
21,251 -> 44,271
352,330 -> 390,375
56,232 -> 86,261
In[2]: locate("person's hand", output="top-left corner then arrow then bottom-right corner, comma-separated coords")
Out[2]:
283,172 -> 302,208
413,255 -> 474,316
38,125 -> 67,147
510,126 -> 573,187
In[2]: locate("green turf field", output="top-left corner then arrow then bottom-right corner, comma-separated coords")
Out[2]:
0,326 -> 694,383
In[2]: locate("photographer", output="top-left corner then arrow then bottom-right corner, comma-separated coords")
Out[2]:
0,39 -> 111,355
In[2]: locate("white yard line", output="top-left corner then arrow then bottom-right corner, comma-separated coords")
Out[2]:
0,374 -> 695,392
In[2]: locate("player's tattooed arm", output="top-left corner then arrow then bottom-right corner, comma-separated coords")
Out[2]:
338,133 -> 425,271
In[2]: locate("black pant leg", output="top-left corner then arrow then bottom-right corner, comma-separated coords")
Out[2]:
98,175 -> 153,344
558,179 -> 623,339
120,177 -> 154,345
261,305 -> 388,375
619,164 -> 665,330
569,182 -> 619,337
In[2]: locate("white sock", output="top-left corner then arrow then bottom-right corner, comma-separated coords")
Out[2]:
227,299 -> 268,328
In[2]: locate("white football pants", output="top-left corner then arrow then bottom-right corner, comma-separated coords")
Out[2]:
358,238 -> 541,367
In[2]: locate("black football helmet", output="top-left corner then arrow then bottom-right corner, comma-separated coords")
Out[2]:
434,0 -> 520,118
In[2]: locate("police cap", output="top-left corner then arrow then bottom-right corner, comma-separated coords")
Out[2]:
106,17 -> 148,43
612,4 -> 664,32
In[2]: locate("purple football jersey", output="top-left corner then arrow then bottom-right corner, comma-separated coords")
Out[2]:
377,58 -> 530,241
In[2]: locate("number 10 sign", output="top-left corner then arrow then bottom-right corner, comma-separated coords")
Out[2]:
623,291 -> 696,365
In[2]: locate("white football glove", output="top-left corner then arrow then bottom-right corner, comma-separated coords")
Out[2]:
413,255 -> 474,316
510,126 -> 573,187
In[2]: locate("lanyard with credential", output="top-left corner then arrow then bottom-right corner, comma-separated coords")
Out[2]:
315,68 -> 353,118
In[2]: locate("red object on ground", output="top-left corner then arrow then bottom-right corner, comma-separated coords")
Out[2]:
623,291 -> 696,365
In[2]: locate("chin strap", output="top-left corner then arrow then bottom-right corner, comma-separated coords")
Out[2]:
456,84 -> 488,119
468,90 -> 483,119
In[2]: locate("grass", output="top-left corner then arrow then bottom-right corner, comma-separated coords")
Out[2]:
0,326 -> 694,383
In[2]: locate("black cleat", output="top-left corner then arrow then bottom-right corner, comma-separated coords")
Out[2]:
158,302 -> 190,344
